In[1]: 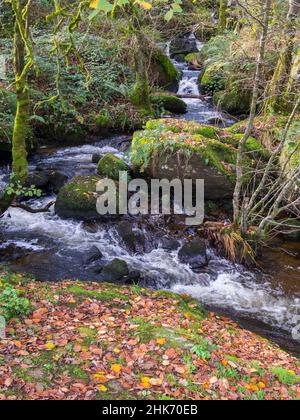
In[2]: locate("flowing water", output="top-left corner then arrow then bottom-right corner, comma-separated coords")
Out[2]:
0,37 -> 300,355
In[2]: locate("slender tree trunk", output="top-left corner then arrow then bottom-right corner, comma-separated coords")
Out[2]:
233,0 -> 272,229
218,0 -> 229,32
264,0 -> 300,113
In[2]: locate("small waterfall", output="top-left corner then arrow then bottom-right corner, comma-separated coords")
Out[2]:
177,75 -> 200,96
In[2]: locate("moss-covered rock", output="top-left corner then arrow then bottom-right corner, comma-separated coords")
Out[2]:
200,62 -> 225,94
150,94 -> 187,114
185,52 -> 202,69
131,119 -> 267,201
97,153 -> 130,181
152,51 -> 180,90
55,175 -> 114,220
213,89 -> 252,115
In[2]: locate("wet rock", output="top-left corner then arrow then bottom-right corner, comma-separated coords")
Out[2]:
48,171 -> 68,194
84,246 -> 103,265
161,237 -> 181,251
123,270 -> 141,285
25,171 -> 50,190
119,142 -> 131,153
117,221 -> 145,254
25,170 -> 67,194
92,153 -> 101,164
170,36 -> 199,57
178,240 -> 208,270
100,258 -> 129,282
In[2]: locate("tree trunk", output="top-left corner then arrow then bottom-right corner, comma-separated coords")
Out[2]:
0,0 -> 30,216
12,0 -> 29,183
264,0 -> 300,113
233,0 -> 272,229
218,0 -> 229,32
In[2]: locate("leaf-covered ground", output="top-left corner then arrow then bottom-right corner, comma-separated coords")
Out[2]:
0,278 -> 300,400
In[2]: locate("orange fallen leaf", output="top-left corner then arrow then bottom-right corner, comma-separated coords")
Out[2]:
111,364 -> 122,374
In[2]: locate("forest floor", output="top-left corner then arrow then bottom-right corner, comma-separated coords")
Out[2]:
0,273 -> 300,400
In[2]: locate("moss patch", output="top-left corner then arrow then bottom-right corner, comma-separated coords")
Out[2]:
97,153 -> 131,181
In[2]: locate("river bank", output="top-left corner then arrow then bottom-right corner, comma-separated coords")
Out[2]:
0,272 -> 299,400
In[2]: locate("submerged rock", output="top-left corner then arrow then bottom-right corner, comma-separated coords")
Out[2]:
84,246 -> 103,265
100,258 -> 129,282
178,240 -> 208,270
160,237 -> 181,251
92,153 -> 101,164
117,221 -> 146,254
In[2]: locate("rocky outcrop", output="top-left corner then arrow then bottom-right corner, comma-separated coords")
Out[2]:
170,36 -> 199,58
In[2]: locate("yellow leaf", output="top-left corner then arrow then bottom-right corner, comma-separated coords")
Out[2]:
90,0 -> 98,9
94,374 -> 108,384
111,364 -> 122,374
141,376 -> 151,389
138,1 -> 152,11
45,342 -> 55,350
156,338 -> 166,345
258,382 -> 266,389
113,348 -> 121,354
97,384 -> 108,392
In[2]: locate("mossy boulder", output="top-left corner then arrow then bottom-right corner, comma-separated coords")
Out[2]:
150,94 -> 187,114
55,175 -> 100,220
97,153 -> 131,181
55,175 -> 119,220
213,89 -> 252,115
99,258 -> 129,283
200,63 -> 225,94
152,51 -> 180,91
131,119 -> 267,201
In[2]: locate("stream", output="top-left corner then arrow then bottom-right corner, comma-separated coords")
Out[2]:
0,38 -> 300,355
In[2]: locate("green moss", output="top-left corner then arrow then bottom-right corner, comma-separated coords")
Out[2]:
97,153 -> 130,181
66,284 -> 129,302
55,175 -> 101,220
153,51 -> 180,87
201,62 -> 225,94
150,94 -> 187,114
192,125 -> 218,138
213,89 -> 252,115
271,367 -> 300,385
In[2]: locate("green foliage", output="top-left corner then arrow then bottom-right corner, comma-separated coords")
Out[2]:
190,339 -> 216,360
271,367 -> 300,385
5,174 -> 42,198
0,285 -> 30,320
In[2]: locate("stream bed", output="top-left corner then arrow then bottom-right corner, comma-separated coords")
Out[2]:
0,40 -> 300,355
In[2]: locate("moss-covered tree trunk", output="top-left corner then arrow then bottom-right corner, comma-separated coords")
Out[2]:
264,0 -> 300,113
12,7 -> 29,183
132,49 -> 151,111
0,0 -> 31,215
218,0 -> 228,32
